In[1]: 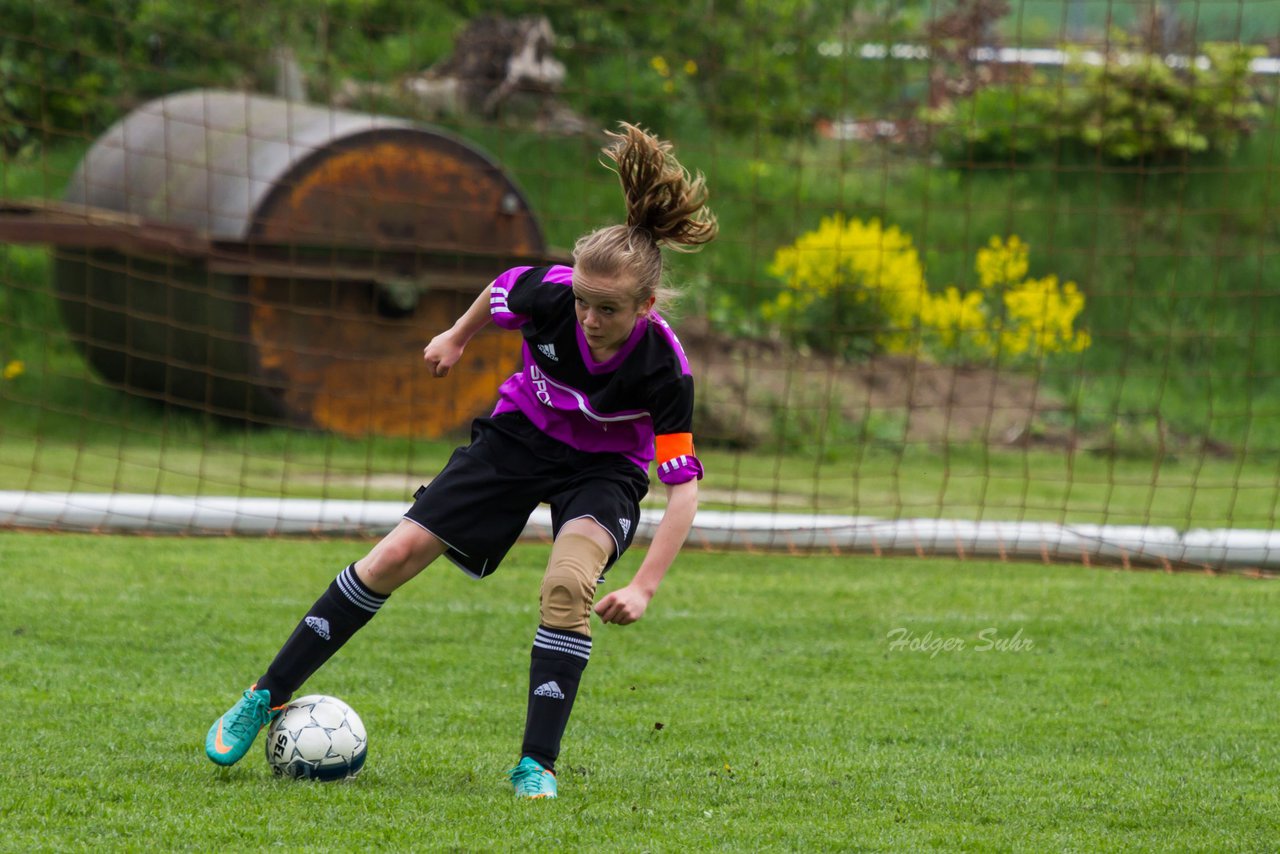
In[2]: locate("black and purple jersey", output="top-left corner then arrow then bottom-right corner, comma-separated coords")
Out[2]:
488,264 -> 703,485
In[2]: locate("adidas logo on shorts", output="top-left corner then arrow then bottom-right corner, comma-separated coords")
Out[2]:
619,517 -> 632,538
537,342 -> 558,362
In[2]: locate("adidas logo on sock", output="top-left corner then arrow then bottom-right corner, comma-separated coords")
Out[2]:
533,680 -> 565,700
536,342 -> 558,362
305,615 -> 331,640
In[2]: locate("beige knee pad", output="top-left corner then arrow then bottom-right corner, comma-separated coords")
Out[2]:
540,534 -> 609,636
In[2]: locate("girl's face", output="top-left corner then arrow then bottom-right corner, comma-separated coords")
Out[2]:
572,271 -> 654,360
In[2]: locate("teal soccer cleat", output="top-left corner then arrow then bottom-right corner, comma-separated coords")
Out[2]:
508,756 -> 558,799
205,685 -> 281,767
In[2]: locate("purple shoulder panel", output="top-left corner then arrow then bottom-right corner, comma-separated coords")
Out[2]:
543,265 -> 574,286
649,312 -> 692,375
489,266 -> 534,329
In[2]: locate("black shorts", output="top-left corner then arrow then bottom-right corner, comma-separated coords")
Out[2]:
404,411 -> 650,578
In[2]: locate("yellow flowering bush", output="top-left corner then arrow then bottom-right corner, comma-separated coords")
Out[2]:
931,236 -> 1092,361
763,215 -> 930,357
765,218 -> 1091,363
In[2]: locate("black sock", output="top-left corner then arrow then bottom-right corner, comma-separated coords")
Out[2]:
520,626 -> 591,772
256,564 -> 388,705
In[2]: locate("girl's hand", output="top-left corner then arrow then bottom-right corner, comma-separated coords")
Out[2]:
423,331 -> 464,377
594,584 -> 652,625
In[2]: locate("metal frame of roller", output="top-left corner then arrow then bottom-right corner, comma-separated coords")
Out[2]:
39,88 -> 560,437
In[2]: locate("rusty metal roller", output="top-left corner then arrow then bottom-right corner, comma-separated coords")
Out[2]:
53,88 -> 558,437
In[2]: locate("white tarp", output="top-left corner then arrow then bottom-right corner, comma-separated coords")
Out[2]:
2,491 -> 1277,571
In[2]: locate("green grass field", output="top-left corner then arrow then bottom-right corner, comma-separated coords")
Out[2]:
2,532 -> 1276,850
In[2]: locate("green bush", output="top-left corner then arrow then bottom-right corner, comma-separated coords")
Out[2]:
921,39 -> 1267,163
920,84 -> 1049,163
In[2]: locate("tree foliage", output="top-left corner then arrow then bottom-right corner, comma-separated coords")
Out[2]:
0,0 -> 464,154
2,1 -> 1269,163
0,0 -> 127,153
442,0 -> 859,133
1,0 -> 871,152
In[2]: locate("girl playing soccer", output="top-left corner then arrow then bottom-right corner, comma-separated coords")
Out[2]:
204,123 -> 717,798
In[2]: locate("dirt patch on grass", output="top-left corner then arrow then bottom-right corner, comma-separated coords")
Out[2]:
679,319 -> 1072,450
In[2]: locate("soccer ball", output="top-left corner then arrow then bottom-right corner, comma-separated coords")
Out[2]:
265,694 -> 367,781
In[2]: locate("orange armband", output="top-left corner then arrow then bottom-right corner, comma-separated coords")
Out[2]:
655,432 -> 695,464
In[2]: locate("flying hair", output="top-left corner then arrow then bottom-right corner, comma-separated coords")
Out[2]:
601,122 -> 718,251
573,123 -> 718,309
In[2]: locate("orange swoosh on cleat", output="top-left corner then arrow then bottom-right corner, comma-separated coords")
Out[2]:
212,719 -> 233,754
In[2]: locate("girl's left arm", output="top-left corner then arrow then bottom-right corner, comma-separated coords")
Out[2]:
594,478 -> 698,625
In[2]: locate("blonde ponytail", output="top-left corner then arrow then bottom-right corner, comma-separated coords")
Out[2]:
573,123 -> 718,310
603,122 -> 718,251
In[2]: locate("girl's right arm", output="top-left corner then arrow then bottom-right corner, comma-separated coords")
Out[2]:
422,284 -> 495,377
